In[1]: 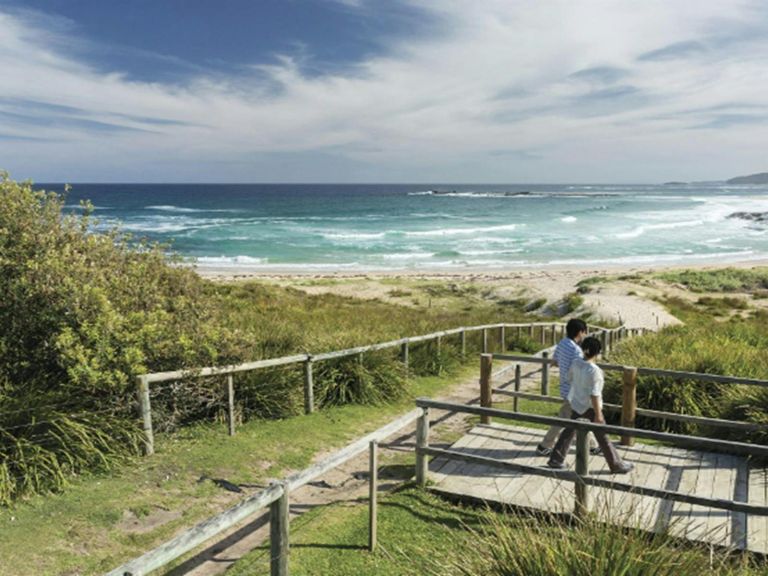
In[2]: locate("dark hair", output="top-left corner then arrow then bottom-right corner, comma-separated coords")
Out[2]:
566,318 -> 588,339
581,336 -> 602,359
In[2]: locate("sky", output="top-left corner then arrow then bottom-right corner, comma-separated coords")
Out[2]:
1,0 -> 767,183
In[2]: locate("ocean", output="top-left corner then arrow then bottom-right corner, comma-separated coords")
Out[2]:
43,182 -> 768,271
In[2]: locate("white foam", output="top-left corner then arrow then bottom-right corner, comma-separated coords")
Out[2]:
560,216 -> 578,223
146,205 -> 239,213
323,232 -> 387,240
196,255 -> 268,265
405,223 -> 518,237
614,219 -> 703,239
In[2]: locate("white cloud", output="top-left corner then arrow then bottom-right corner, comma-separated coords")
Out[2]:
1,1 -> 767,182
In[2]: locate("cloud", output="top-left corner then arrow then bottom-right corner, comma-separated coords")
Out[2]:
1,1 -> 768,182
638,40 -> 707,61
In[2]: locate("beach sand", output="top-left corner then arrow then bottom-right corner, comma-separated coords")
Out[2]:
193,259 -> 768,331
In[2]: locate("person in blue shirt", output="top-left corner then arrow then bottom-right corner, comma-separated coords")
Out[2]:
536,318 -> 599,456
547,337 -> 633,474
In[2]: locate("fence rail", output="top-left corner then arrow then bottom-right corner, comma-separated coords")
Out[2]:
414,398 -> 768,517
135,322 -> 629,455
105,409 -> 421,576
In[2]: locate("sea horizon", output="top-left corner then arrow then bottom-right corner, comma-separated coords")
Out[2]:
40,181 -> 768,272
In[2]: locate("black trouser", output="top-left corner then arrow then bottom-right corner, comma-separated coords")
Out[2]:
548,408 -> 624,471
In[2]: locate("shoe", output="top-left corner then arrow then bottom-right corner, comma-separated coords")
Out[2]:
546,460 -> 565,470
536,444 -> 552,457
589,446 -> 603,456
610,462 -> 634,474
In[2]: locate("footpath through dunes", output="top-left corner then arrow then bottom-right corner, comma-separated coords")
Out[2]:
155,350 -> 525,576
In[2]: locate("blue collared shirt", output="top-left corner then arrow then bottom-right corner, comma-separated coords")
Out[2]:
553,337 -> 584,399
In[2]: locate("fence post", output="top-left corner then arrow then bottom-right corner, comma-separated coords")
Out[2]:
516,325 -> 522,340
436,335 -> 442,374
551,323 -> 557,346
621,366 -> 638,446
575,424 -> 589,518
541,351 -> 549,396
303,357 -> 314,414
226,374 -> 236,436
401,341 -> 409,376
270,482 -> 289,576
482,328 -> 488,354
137,375 -> 154,456
539,325 -> 546,346
513,364 -> 521,412
606,330 -> 612,355
460,330 -> 466,359
500,326 -> 506,352
369,440 -> 378,552
480,353 -> 493,424
416,407 -> 430,487
528,324 -> 534,339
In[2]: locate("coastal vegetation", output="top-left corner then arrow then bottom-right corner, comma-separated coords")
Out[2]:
0,175 -> 530,505
228,487 -> 762,575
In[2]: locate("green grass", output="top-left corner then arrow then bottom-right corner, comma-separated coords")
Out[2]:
228,487 -> 764,576
0,367 -> 476,576
657,267 -> 768,293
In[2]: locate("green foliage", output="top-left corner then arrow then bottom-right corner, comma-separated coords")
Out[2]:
457,508 -> 759,576
562,292 -> 584,313
657,267 -> 768,292
605,297 -> 768,441
0,174 -> 235,502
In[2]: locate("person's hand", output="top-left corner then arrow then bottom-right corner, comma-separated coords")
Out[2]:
594,413 -> 605,424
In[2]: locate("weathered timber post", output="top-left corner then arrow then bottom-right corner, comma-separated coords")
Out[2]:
541,351 -> 550,396
415,407 -> 430,487
621,366 -> 638,446
482,328 -> 488,354
516,325 -> 522,340
600,330 -> 607,351
460,330 -> 466,359
480,353 -> 493,424
575,424 -> 590,518
369,440 -> 378,552
513,364 -> 521,412
539,325 -> 546,346
137,375 -> 154,456
226,374 -> 236,436
436,335 -> 442,374
551,323 -> 557,346
401,341 -> 409,376
500,326 -> 506,352
270,482 -> 289,576
528,324 -> 534,339
303,357 -> 314,414
606,330 -> 612,355
358,352 -> 364,389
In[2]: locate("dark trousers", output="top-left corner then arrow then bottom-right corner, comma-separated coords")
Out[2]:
549,408 -> 624,471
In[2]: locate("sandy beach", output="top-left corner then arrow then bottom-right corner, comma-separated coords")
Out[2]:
193,258 -> 768,331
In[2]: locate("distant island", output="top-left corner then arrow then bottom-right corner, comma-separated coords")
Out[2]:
726,172 -> 768,184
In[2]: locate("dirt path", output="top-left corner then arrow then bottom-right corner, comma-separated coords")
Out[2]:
167,358 -> 540,576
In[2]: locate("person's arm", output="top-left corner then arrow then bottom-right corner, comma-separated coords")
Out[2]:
591,367 -> 605,423
591,395 -> 604,423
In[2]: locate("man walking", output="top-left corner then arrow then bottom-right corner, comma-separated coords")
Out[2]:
536,318 -> 598,456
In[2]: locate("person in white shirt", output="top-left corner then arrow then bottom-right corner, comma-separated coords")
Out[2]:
536,318 -> 598,456
546,336 -> 633,474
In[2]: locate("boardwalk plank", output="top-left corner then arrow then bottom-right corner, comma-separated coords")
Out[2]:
748,467 -> 768,554
430,423 -> 765,552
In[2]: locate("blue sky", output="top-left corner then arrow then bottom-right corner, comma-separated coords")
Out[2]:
1,0 -> 767,182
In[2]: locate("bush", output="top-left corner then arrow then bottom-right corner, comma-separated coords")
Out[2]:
0,175 -> 237,502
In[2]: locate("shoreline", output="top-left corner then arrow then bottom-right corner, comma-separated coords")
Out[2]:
192,257 -> 768,281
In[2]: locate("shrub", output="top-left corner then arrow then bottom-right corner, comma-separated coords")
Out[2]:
0,174 -> 237,502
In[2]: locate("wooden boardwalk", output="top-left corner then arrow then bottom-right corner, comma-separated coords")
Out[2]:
429,423 -> 768,553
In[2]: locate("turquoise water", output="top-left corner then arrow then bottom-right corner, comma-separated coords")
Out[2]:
51,182 -> 768,270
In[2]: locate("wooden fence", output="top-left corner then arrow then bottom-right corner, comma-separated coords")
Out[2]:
414,398 -> 768,518
485,352 -> 768,446
135,322 -> 636,455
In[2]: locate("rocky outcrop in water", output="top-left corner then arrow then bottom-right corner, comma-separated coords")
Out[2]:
728,211 -> 768,223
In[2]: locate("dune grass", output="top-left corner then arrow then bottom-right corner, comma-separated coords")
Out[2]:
228,487 -> 764,576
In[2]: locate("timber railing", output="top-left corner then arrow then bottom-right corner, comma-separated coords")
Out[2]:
483,353 -> 768,445
135,322 -> 640,455
413,398 -> 768,524
105,409 -> 422,576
